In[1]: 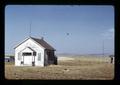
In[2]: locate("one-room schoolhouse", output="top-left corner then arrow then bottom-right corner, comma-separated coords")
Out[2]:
14,37 -> 57,67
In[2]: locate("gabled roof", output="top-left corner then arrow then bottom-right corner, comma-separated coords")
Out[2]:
31,37 -> 55,51
14,37 -> 56,51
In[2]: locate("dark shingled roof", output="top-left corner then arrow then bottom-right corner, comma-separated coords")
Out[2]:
31,37 -> 55,51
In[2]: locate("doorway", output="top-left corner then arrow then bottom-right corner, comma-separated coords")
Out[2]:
22,52 -> 33,66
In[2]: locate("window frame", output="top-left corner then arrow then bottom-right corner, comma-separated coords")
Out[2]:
38,53 -> 41,61
18,52 -> 21,60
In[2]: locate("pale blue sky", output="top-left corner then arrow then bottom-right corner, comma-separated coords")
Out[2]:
5,5 -> 114,55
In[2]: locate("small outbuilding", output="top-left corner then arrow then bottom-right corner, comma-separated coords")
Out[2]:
14,37 -> 57,67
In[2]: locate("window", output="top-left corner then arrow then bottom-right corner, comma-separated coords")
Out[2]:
18,52 -> 21,60
38,53 -> 41,61
22,52 -> 32,56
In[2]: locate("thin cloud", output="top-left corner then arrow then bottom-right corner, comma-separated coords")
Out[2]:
101,28 -> 114,39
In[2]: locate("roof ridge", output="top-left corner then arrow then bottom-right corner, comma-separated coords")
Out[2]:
14,37 -> 55,51
31,37 -> 55,51
30,37 -> 43,40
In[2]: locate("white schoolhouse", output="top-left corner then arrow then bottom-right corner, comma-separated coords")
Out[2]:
14,37 -> 57,67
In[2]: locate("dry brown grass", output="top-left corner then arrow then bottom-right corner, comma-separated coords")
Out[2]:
5,56 -> 114,80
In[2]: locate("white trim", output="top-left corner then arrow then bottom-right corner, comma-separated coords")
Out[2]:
14,37 -> 46,50
14,37 -> 30,49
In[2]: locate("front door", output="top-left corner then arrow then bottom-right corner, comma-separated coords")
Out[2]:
22,52 -> 33,66
24,55 -> 32,66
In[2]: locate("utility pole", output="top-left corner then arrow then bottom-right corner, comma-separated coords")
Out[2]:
102,40 -> 104,57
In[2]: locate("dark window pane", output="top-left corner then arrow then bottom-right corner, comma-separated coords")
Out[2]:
22,52 -> 32,56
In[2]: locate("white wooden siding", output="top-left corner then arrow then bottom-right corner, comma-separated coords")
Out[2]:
15,38 -> 45,66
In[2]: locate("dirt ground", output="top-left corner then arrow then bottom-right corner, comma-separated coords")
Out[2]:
5,56 -> 114,80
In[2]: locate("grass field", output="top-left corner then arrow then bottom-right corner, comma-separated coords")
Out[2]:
5,56 -> 114,80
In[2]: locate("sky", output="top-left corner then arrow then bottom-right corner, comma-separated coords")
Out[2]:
5,5 -> 114,55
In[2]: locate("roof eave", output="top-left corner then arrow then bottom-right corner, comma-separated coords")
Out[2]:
14,37 -> 30,49
45,48 -> 56,51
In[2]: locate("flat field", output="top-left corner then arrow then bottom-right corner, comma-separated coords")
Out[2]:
5,56 -> 114,80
